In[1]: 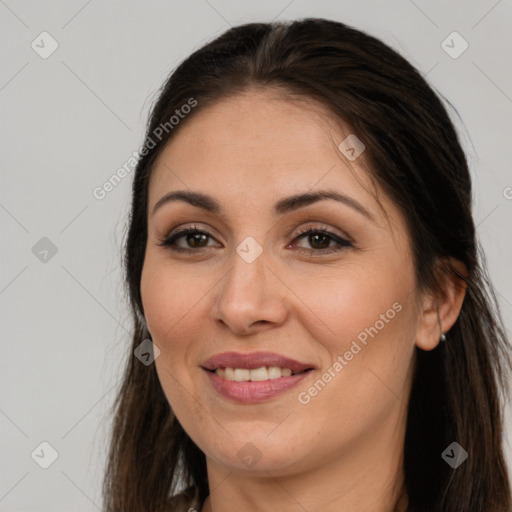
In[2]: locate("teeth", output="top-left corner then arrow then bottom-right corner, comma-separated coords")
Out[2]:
267,366 -> 282,379
234,368 -> 250,381
216,366 -> 296,381
249,367 -> 268,381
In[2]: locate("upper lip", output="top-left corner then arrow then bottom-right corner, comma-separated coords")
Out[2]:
201,351 -> 315,374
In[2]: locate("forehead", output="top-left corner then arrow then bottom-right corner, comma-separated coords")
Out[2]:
149,90 -> 376,201
147,90 -> 414,245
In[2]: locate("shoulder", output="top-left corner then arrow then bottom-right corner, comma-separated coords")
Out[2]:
165,485 -> 201,512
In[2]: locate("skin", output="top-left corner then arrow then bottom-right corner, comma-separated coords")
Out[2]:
140,88 -> 466,512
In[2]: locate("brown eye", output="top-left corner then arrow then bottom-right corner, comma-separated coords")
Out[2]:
292,227 -> 353,255
307,233 -> 332,249
157,224 -> 353,256
183,232 -> 209,248
157,226 -> 218,253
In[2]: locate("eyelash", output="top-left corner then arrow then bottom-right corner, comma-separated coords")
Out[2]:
157,223 -> 353,256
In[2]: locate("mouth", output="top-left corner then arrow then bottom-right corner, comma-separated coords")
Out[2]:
204,366 -> 313,381
200,351 -> 316,402
201,350 -> 315,378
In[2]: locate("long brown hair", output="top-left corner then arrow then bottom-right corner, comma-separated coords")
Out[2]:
102,18 -> 512,511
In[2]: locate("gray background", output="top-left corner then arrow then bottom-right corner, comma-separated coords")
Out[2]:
1,0 -> 511,510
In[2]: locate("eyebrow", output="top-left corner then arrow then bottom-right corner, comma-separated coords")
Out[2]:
152,189 -> 376,222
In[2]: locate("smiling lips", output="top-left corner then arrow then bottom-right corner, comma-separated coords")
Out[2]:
201,351 -> 315,402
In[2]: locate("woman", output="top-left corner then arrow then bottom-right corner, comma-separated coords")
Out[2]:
102,18 -> 512,512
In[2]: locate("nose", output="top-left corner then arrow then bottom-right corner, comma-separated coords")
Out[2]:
211,247 -> 289,336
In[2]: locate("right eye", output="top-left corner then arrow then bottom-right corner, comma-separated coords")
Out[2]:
157,225 -> 219,253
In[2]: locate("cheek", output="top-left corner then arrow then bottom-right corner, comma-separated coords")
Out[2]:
140,259 -> 204,401
294,257 -> 415,353
140,261 -> 207,422
291,259 -> 417,417
140,256 -> 204,342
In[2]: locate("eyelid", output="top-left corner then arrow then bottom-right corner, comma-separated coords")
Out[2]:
162,221 -> 351,243
162,222 -> 220,240
158,223 -> 218,244
293,222 -> 353,243
158,221 -> 354,255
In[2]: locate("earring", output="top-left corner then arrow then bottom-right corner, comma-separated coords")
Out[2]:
440,332 -> 446,342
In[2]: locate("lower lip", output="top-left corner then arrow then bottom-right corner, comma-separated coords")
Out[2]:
203,368 -> 313,403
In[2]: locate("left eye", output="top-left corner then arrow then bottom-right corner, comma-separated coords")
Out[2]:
292,228 -> 353,254
158,225 -> 353,255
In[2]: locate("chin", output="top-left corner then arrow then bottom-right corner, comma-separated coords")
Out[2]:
203,436 -> 308,474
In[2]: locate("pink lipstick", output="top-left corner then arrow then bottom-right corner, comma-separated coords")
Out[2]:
201,351 -> 315,403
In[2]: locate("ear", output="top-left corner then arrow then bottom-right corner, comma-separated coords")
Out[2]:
415,258 -> 468,351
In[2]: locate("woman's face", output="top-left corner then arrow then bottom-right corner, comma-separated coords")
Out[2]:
141,90 -> 423,476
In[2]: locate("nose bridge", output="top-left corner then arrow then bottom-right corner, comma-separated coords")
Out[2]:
212,236 -> 287,332
223,239 -> 270,308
